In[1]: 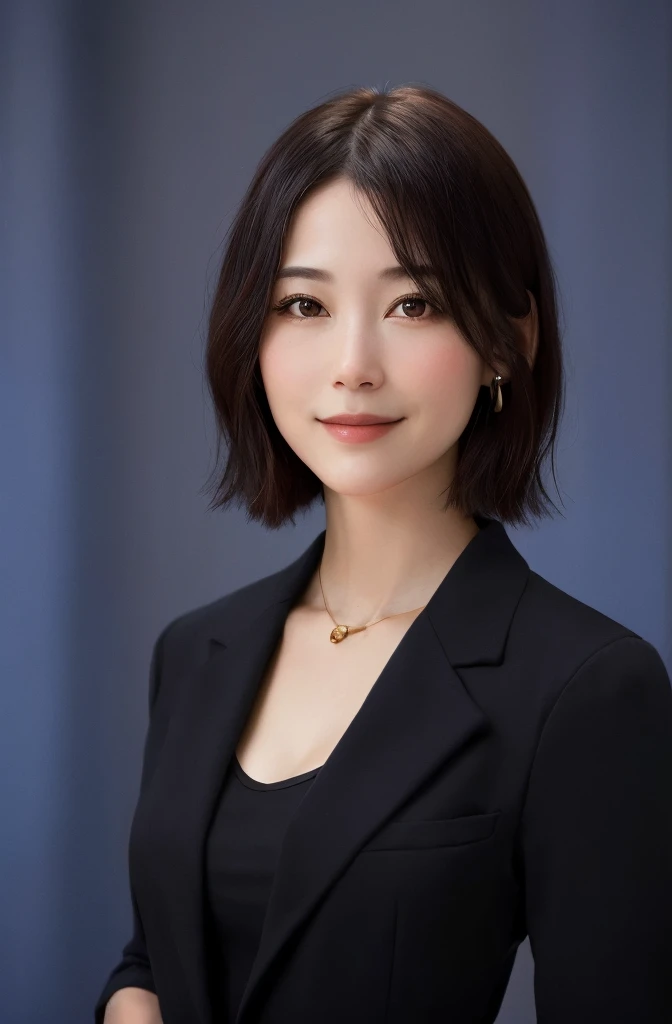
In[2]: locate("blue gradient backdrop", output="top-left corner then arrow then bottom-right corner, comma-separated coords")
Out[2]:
2,1 -> 670,1021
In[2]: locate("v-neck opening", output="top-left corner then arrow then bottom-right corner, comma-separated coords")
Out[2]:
233,755 -> 323,790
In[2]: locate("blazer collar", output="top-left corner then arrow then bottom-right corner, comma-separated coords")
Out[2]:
148,516 -> 529,1024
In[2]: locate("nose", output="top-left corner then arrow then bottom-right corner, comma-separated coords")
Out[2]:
330,317 -> 385,391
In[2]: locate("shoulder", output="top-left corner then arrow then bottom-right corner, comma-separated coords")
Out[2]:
508,567 -> 669,722
154,563 -> 287,665
520,567 -> 643,650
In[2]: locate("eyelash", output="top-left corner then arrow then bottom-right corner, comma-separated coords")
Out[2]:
269,292 -> 437,321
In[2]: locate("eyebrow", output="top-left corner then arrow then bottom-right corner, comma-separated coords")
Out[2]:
275,264 -> 435,282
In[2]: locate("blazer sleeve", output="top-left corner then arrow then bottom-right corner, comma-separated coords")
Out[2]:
519,635 -> 672,1023
93,622 -> 173,1024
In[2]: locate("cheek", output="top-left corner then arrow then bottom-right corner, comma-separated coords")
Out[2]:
259,333 -> 315,412
401,340 -> 482,415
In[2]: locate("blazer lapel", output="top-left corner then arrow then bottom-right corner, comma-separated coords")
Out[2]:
144,533 -> 327,1023
147,518 -> 529,1024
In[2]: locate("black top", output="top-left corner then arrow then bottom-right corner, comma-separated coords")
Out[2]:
204,754 -> 322,1022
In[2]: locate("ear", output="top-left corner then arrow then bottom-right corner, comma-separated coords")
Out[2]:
481,289 -> 539,386
518,289 -> 539,370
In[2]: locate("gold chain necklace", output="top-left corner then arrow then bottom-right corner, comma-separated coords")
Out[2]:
318,561 -> 427,643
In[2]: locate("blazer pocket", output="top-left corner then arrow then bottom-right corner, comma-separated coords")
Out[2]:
361,810 -> 501,852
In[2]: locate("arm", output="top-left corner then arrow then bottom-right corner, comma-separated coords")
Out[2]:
94,623 -> 173,1024
520,635 -> 672,1023
103,987 -> 163,1024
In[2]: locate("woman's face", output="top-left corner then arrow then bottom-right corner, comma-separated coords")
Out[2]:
259,177 -> 494,502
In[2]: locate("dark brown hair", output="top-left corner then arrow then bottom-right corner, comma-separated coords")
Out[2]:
203,84 -> 566,530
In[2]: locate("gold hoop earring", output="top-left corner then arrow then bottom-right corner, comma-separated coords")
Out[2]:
490,375 -> 503,413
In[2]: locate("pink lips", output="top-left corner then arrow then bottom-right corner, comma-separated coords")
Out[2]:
319,413 -> 401,425
317,414 -> 403,444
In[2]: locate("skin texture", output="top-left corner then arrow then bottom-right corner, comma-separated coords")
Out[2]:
259,177 -> 538,621
103,987 -> 163,1023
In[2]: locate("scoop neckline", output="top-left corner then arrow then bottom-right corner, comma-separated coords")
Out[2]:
233,755 -> 323,791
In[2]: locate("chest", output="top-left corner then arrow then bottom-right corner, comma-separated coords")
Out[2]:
235,606 -> 424,783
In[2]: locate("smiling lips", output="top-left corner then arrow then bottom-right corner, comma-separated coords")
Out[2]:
319,413 -> 402,425
317,413 -> 403,443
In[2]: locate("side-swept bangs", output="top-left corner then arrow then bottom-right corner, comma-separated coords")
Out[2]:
204,84 -> 565,529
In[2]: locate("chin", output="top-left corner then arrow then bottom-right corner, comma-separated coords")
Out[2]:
316,468 -> 412,498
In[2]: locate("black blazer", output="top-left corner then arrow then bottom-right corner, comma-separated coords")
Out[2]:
94,518 -> 672,1024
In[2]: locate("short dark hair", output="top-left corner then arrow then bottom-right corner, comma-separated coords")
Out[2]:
203,84 -> 566,530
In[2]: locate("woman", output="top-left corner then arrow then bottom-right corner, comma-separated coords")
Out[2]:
95,85 -> 672,1024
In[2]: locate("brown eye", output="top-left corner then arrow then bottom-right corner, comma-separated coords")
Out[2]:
276,294 -> 327,317
388,295 -> 434,319
400,298 -> 426,318
271,294 -> 327,319
291,298 -> 323,317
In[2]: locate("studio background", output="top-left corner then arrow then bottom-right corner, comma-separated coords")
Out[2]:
2,1 -> 670,1021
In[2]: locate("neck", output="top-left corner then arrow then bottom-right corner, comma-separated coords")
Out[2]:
305,472 -> 481,624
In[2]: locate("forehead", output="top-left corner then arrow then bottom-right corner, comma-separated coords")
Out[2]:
275,178 -> 442,294
280,178 -> 394,266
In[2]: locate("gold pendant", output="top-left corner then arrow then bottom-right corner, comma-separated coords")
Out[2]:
330,625 -> 349,643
